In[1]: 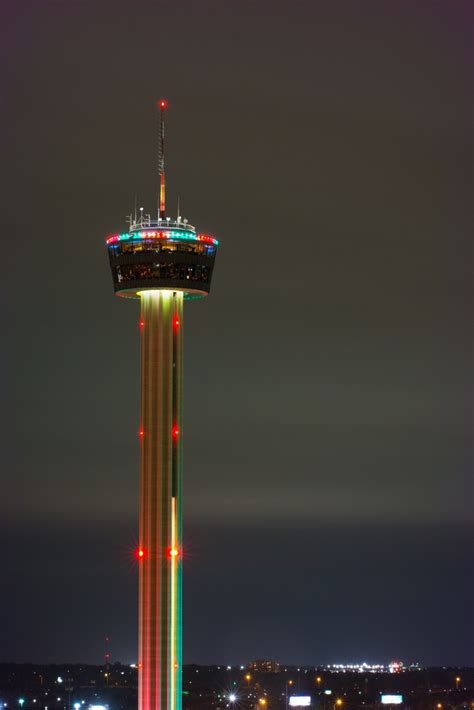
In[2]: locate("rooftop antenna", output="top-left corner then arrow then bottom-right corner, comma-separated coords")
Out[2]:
157,99 -> 167,219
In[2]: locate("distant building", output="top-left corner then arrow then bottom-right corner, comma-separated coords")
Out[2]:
248,660 -> 280,673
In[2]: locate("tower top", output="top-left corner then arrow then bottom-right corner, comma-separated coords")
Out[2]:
106,100 -> 219,301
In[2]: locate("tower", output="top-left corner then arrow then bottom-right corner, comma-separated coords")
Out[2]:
106,100 -> 219,710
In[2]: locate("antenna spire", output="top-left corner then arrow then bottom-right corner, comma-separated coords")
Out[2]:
157,99 -> 167,219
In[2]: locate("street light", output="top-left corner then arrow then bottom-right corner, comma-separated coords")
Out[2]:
455,677 -> 461,691
18,701 -> 25,709
334,699 -> 343,710
316,677 -> 322,701
285,680 -> 294,710
74,704 -> 81,710
259,699 -> 267,707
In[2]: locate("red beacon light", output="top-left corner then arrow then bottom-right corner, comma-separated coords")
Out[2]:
173,316 -> 180,329
136,547 -> 145,560
172,425 -> 179,439
158,99 -> 167,109
168,547 -> 179,558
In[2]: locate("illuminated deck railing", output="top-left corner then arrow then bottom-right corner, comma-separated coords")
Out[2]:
127,215 -> 196,233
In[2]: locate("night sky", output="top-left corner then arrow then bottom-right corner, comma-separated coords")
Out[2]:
0,0 -> 472,666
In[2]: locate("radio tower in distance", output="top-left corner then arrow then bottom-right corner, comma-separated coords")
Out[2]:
105,100 -> 219,710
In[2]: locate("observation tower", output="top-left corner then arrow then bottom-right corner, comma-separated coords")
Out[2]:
106,100 -> 219,710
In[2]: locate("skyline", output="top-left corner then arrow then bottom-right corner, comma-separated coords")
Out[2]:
0,0 -> 472,667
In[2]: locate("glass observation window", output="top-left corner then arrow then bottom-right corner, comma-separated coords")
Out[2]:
115,262 -> 210,284
109,240 -> 215,257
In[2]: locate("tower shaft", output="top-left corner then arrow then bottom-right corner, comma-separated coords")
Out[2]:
139,290 -> 183,710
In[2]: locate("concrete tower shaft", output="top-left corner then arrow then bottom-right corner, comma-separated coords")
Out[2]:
139,290 -> 183,710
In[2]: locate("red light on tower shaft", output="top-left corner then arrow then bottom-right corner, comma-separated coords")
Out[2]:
158,99 -> 167,109
172,425 -> 179,439
136,547 -> 145,559
173,315 -> 180,329
168,547 -> 179,558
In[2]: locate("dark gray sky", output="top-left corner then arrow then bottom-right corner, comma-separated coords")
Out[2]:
0,0 -> 472,665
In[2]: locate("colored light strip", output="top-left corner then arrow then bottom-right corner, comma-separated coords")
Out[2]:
106,230 -> 218,246
170,495 -> 178,710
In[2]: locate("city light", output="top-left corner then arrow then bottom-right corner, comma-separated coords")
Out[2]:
321,662 -> 421,674
229,694 -> 237,703
289,698 -> 311,707
381,696 -> 403,705
259,699 -> 267,706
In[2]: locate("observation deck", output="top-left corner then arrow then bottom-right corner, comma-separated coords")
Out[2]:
106,217 -> 219,299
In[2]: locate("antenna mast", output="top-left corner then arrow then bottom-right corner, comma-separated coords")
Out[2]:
158,99 -> 167,219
